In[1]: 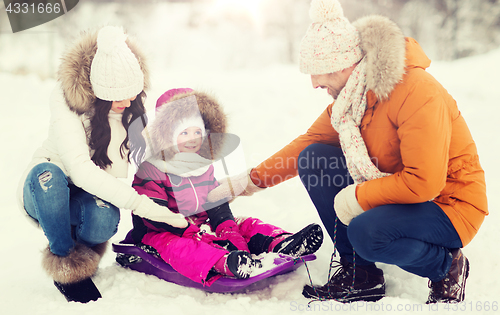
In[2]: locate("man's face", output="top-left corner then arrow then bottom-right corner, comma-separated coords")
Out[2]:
311,69 -> 352,100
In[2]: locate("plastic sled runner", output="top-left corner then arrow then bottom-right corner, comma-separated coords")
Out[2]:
112,241 -> 316,293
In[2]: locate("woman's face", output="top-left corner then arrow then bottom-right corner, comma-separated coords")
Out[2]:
177,127 -> 203,153
111,95 -> 137,113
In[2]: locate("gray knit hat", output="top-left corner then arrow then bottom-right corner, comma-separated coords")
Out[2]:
299,0 -> 364,75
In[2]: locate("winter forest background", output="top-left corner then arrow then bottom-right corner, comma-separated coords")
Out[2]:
1,1 -> 500,314
1,0 -> 500,78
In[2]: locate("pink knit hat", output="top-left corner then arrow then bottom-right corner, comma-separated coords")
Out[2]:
155,88 -> 194,110
299,0 -> 364,75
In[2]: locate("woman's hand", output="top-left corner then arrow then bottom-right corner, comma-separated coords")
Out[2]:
133,195 -> 188,228
207,170 -> 265,203
334,184 -> 364,225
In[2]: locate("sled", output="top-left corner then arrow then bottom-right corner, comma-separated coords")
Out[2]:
112,238 -> 316,293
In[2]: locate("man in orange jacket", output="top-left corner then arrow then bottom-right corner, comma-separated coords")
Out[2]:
207,0 -> 487,304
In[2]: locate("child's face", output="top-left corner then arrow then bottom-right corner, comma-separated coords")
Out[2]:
177,127 -> 203,153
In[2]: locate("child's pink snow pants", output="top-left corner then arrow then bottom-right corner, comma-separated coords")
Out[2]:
141,217 -> 289,285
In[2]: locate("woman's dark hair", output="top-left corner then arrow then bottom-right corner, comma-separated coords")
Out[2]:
126,92 -> 148,167
89,91 -> 148,169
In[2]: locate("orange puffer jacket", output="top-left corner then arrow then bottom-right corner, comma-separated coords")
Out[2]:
251,16 -> 487,247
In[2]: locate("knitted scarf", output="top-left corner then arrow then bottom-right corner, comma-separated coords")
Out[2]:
330,57 -> 392,184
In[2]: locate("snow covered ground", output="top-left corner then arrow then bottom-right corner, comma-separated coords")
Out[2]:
1,11 -> 500,315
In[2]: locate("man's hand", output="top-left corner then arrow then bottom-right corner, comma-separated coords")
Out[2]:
207,170 -> 265,203
334,184 -> 364,225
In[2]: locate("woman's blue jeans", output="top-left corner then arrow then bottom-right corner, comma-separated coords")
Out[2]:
23,163 -> 120,257
298,144 -> 462,281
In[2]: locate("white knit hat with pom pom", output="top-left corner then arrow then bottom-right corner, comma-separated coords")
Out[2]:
90,26 -> 144,101
299,0 -> 363,75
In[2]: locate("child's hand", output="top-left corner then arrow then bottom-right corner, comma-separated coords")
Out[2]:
133,195 -> 188,228
207,170 -> 264,203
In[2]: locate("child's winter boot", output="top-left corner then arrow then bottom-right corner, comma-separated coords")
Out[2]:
213,250 -> 259,279
270,223 -> 323,257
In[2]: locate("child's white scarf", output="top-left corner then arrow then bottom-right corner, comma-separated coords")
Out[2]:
149,152 -> 212,177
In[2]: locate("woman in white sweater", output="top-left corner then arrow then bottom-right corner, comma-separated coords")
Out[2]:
17,26 -> 187,303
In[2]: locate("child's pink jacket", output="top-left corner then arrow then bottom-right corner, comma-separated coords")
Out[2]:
132,161 -> 218,227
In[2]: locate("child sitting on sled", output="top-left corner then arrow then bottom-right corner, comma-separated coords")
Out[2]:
130,88 -> 323,286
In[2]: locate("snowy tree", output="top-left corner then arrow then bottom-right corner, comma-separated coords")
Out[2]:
339,0 -> 500,60
388,0 -> 500,60
259,0 -> 311,64
1,0 -> 500,79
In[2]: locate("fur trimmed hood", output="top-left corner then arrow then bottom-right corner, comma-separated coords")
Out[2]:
352,15 -> 407,100
149,91 -> 227,161
57,28 -> 150,115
